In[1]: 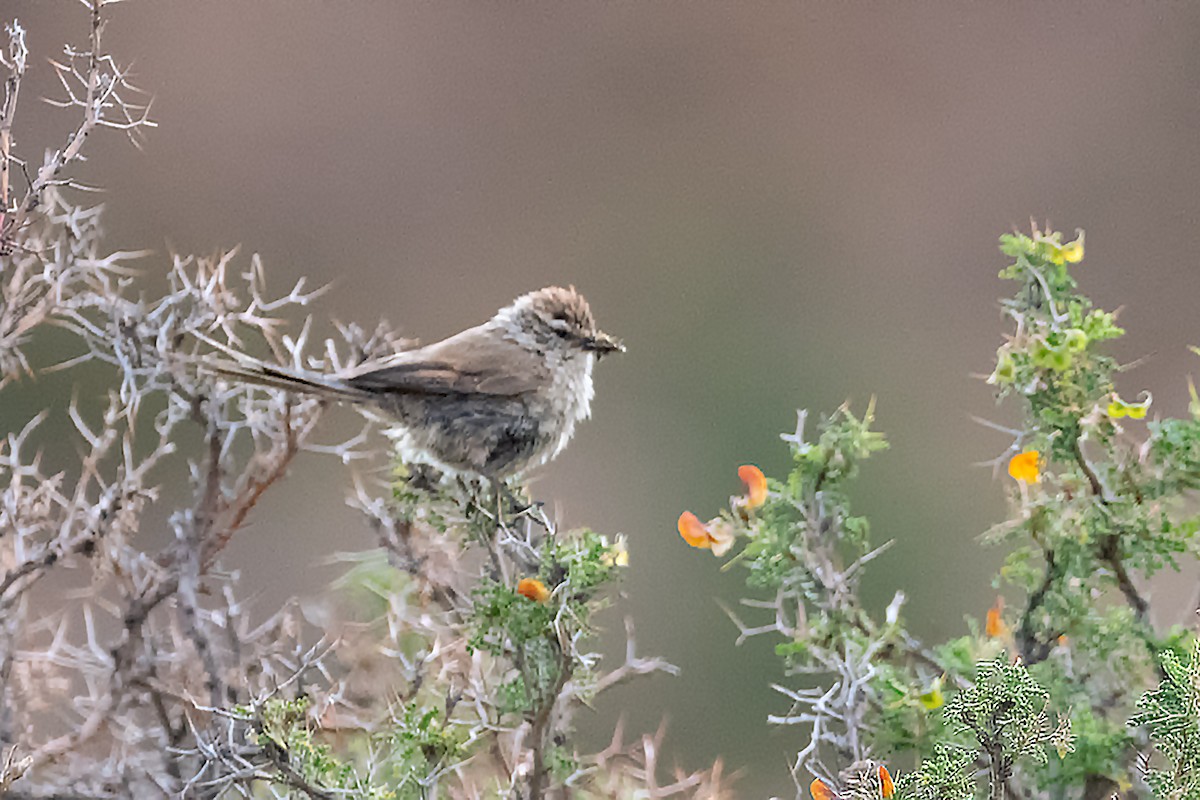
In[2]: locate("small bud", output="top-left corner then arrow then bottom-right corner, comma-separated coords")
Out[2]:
988,349 -> 1016,385
986,597 -> 1009,638
1033,343 -> 1072,373
1063,328 -> 1088,353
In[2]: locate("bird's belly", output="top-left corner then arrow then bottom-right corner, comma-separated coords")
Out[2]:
383,394 -> 561,479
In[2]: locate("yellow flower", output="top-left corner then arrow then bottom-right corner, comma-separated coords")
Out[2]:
918,676 -> 945,710
1046,237 -> 1084,266
1107,392 -> 1151,421
1007,450 -> 1040,483
677,512 -> 735,557
601,534 -> 629,567
1060,238 -> 1084,263
738,464 -> 768,508
516,578 -> 550,603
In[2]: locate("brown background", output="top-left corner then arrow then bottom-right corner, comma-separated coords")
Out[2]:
7,2 -> 1200,795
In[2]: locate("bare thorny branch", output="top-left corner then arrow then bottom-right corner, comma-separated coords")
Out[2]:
0,6 -> 702,799
1,1 -> 154,256
0,11 -> 356,791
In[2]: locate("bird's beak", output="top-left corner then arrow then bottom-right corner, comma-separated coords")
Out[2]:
584,331 -> 625,356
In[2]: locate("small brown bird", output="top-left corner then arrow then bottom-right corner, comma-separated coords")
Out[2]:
209,286 -> 623,480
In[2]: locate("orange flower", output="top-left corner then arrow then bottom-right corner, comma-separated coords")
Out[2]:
986,597 -> 1009,638
1007,450 -> 1040,483
517,578 -> 550,603
677,511 -> 735,556
678,511 -> 711,548
810,778 -> 836,800
879,765 -> 894,799
738,464 -> 768,508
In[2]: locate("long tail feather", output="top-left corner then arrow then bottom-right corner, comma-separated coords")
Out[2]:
202,356 -> 368,402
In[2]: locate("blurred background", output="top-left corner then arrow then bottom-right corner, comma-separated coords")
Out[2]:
7,2 -> 1200,794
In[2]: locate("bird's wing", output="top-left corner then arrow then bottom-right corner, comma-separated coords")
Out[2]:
344,324 -> 547,396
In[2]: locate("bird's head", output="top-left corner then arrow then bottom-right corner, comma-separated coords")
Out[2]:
505,286 -> 625,358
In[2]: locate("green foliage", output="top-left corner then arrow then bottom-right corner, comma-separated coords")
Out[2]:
1130,641 -> 1200,799
247,697 -> 468,800
934,634 -> 995,680
991,228 -> 1120,463
943,657 -> 1072,770
468,579 -> 561,715
744,401 -> 886,601
896,659 -> 1071,800
253,697 -> 367,796
375,703 -> 469,798
978,226 -> 1200,790
873,665 -> 953,754
680,225 -> 1200,798
540,527 -> 623,600
1147,413 -> 1200,495
390,464 -> 453,533
467,527 -> 622,718
332,548 -> 411,620
468,529 -> 620,658
546,745 -> 579,783
1043,703 -> 1132,791
247,463 -> 633,797
786,400 -> 889,496
942,227 -> 1200,796
469,579 -> 557,658
895,742 -> 976,800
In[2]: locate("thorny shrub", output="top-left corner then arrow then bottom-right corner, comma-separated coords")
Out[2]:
0,5 -> 710,799
677,225 -> 1200,800
7,5 -> 1200,800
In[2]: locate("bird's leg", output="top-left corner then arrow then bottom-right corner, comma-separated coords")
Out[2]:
500,482 -> 536,517
490,478 -> 508,530
498,484 -> 552,573
406,463 -> 442,494
452,474 -> 473,504
516,499 -> 552,533
460,476 -> 501,582
456,474 -> 498,525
